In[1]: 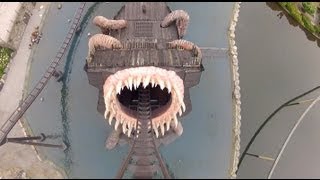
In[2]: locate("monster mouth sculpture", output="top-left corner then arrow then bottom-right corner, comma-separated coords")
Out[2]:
85,3 -> 205,150
103,66 -> 185,138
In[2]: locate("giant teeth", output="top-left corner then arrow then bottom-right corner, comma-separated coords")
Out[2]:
136,75 -> 142,88
122,122 -> 127,134
158,79 -> 165,90
166,81 -> 171,93
105,104 -> 110,117
166,121 -> 170,131
127,79 -> 132,90
108,112 -> 114,125
151,78 -> 156,87
128,126 -> 132,137
128,77 -> 133,90
125,79 -> 130,90
133,78 -> 138,90
173,115 -> 178,128
181,101 -> 186,112
178,107 -> 183,116
153,127 -> 159,138
104,110 -> 109,119
160,123 -> 165,136
133,121 -> 137,130
143,75 -> 151,88
115,119 -> 120,130
116,81 -> 122,94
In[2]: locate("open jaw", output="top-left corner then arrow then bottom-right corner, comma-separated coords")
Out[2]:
103,66 -> 185,138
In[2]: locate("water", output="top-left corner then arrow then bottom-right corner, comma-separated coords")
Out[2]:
25,2 -> 235,178
236,2 -> 320,178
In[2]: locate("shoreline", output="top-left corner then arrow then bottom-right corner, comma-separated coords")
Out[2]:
0,2 -> 67,179
21,2 -> 69,179
227,2 -> 241,179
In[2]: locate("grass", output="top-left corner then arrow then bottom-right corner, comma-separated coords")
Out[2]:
278,2 -> 320,37
0,47 -> 13,79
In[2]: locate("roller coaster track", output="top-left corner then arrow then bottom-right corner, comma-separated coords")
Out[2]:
0,2 -> 86,145
115,85 -> 171,179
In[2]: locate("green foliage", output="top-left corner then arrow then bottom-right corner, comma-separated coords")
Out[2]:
0,47 -> 13,78
278,2 -> 287,7
302,14 -> 316,33
314,25 -> 320,34
285,3 -> 303,24
279,2 -> 320,36
302,2 -> 316,16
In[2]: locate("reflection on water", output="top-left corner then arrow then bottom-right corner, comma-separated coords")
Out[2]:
237,2 -> 320,179
60,2 -> 102,173
25,2 -> 234,178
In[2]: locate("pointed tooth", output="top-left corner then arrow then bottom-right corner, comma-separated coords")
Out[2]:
178,107 -> 183,116
133,121 -> 137,130
155,121 -> 160,129
166,121 -> 170,131
166,81 -> 171,93
115,119 -> 120,130
173,115 -> 178,128
108,113 -> 114,125
160,123 -> 165,136
181,101 -> 186,112
151,77 -> 156,88
133,78 -> 137,90
120,117 -> 125,124
136,75 -> 142,88
104,110 -> 109,119
116,81 -> 122,94
128,76 -> 133,88
153,127 -> 159,138
122,122 -> 127,134
127,79 -> 132,90
143,75 -> 151,88
105,104 -> 109,116
127,124 -> 132,137
125,79 -> 130,89
159,79 -> 165,90
128,128 -> 132,137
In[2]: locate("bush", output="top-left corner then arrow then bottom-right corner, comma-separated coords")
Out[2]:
278,2 -> 287,7
314,25 -> 320,34
302,2 -> 316,16
302,14 -> 316,33
285,3 -> 303,24
0,47 -> 12,78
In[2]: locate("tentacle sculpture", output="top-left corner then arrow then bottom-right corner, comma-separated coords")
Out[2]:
93,16 -> 127,34
160,10 -> 189,39
86,34 -> 123,63
167,39 -> 202,60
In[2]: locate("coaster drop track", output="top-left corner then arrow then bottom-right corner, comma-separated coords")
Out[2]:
115,85 -> 171,179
